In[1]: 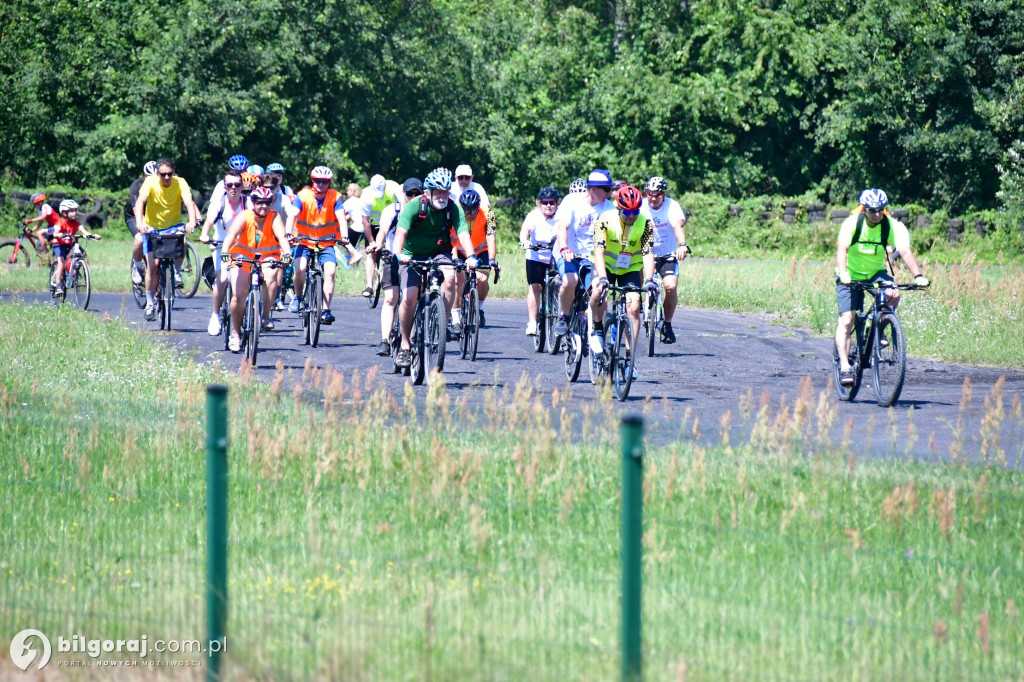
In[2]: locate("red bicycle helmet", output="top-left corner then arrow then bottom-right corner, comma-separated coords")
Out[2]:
615,185 -> 643,211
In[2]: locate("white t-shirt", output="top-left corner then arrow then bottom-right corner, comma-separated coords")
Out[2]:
451,181 -> 490,209
343,196 -> 364,232
522,208 -> 558,264
640,197 -> 687,257
208,193 -> 247,240
554,193 -> 615,261
378,202 -> 402,253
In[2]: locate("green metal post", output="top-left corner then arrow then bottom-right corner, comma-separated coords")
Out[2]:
621,415 -> 644,682
206,385 -> 229,681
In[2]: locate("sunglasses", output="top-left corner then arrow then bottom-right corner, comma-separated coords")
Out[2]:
264,179 -> 279,187
539,200 -> 557,206
225,182 -> 242,189
253,200 -> 273,207
406,190 -> 423,198
159,172 -> 173,178
312,179 -> 331,185
621,209 -> 640,217
646,192 -> 664,199
866,208 -> 884,214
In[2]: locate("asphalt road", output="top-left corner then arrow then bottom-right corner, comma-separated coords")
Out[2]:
7,289 -> 1024,464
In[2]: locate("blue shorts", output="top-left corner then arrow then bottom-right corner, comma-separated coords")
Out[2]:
293,244 -> 338,266
143,225 -> 185,257
837,270 -> 896,314
556,257 -> 594,290
53,244 -> 73,259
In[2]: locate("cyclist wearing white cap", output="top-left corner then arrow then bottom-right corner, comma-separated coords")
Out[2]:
360,174 -> 404,295
551,168 -> 616,337
451,164 -> 491,211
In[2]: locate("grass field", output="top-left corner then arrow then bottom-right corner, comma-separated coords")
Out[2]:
1,302 -> 1022,680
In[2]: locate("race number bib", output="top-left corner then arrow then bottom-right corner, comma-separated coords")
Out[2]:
616,251 -> 633,269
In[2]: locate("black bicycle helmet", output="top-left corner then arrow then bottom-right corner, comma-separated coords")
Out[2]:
459,189 -> 481,210
537,186 -> 560,202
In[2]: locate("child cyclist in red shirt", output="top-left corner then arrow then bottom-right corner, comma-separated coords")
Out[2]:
51,200 -> 101,296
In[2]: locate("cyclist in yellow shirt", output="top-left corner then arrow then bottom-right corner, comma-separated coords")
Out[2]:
133,158 -> 201,320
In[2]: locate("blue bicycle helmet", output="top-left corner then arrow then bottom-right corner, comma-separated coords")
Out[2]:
266,162 -> 285,174
459,189 -> 481,210
247,164 -> 265,177
228,155 -> 249,171
858,188 -> 889,211
424,167 -> 453,191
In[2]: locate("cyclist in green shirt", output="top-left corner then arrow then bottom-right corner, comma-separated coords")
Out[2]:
835,188 -> 930,387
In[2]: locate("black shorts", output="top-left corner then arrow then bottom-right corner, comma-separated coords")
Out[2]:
607,270 -> 643,290
654,256 -> 679,279
381,257 -> 400,289
525,259 -> 550,286
347,227 -> 367,248
399,253 -> 455,291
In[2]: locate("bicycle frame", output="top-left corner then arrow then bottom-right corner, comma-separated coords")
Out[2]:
405,258 -> 448,385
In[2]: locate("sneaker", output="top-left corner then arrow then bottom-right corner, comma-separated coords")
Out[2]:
208,314 -> 222,336
553,315 -> 569,336
525,320 -> 538,336
321,310 -> 335,325
144,303 -> 157,321
261,319 -> 275,331
396,348 -> 413,368
228,333 -> 242,353
450,320 -> 463,338
376,339 -> 391,357
288,296 -> 302,314
589,329 -> 605,355
478,310 -> 486,328
361,286 -> 373,298
131,266 -> 144,286
52,285 -> 64,297
661,322 -> 676,344
631,365 -> 640,379
840,369 -> 855,387
273,297 -> 286,312
173,271 -> 184,288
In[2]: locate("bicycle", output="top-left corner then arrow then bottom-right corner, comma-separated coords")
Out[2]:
178,238 -> 202,299
49,234 -> 97,309
523,239 -> 561,355
455,258 -> 500,361
147,232 -> 187,331
295,236 -> 336,348
561,277 -> 591,382
229,254 -> 285,365
205,240 -> 232,351
405,257 -> 448,385
833,280 -> 929,407
592,282 -> 640,401
1,224 -> 51,268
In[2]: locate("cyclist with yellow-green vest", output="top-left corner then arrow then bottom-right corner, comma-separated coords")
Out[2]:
360,174 -> 405,297
589,185 -> 657,357
835,188 -> 930,387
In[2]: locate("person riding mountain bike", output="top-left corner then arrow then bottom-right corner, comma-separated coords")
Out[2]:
51,200 -> 102,296
24,193 -> 58,254
835,188 -> 930,387
639,176 -> 690,344
285,165 -> 345,325
519,186 -> 560,336
450,189 -> 497,329
589,185 -> 656,358
199,169 -> 249,335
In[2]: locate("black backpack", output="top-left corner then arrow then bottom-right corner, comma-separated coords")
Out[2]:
851,211 -> 891,249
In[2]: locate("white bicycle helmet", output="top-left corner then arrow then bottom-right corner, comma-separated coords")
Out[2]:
569,178 -> 587,194
143,160 -> 158,176
310,166 -> 334,180
858,188 -> 889,210
59,199 -> 79,213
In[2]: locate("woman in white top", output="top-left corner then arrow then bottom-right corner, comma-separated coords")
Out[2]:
199,170 -> 249,336
519,186 -> 561,336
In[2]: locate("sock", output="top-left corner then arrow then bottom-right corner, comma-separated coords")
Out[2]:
133,259 -> 143,268
146,291 -> 155,306
452,309 -> 462,324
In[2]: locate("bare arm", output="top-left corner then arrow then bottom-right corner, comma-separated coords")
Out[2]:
134,185 -> 151,233
221,213 -> 246,256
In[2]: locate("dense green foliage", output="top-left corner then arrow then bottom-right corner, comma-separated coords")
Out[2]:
2,0 -> 1023,215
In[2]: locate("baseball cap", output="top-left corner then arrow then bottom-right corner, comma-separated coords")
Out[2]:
455,164 -> 473,177
370,174 -> 387,193
403,177 -> 423,194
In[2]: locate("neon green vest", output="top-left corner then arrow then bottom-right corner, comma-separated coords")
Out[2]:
368,192 -> 396,227
603,214 -> 648,275
846,214 -> 893,281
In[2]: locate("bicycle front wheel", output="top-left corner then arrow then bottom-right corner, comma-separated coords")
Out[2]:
872,313 -> 907,407
69,259 -> 91,310
613,318 -> 634,401
179,241 -> 202,299
244,291 -> 261,365
564,322 -> 581,382
412,299 -> 426,385
546,279 -> 561,354
368,261 -> 382,308
0,240 -> 30,269
162,266 -> 175,330
308,276 -> 323,347
645,295 -> 659,357
426,295 -> 447,379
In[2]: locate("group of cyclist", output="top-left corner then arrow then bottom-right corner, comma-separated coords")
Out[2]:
22,152 -> 934,393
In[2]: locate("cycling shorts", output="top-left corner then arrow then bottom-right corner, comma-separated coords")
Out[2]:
556,257 -> 594,291
525,260 -> 550,286
655,256 -> 679,279
606,270 -> 643,290
381,257 -> 401,289
837,270 -> 896,314
293,244 -> 337,267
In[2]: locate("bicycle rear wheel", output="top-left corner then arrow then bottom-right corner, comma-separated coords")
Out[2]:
0,240 -> 30,268
645,294 -> 659,357
563,317 -> 581,382
162,265 -> 175,330
833,336 -> 862,401
308,275 -> 323,347
179,241 -> 202,299
69,259 -> 91,310
426,296 -> 447,379
612,318 -> 634,401
545,279 -> 561,354
368,261 -> 382,308
872,313 -> 907,407
130,257 -> 146,308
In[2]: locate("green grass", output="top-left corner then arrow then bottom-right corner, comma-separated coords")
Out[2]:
1,303 -> 1022,680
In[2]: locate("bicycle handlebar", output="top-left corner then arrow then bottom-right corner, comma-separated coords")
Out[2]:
838,280 -> 929,291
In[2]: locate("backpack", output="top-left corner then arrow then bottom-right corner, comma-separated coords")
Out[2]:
851,211 -> 891,249
410,195 -> 456,249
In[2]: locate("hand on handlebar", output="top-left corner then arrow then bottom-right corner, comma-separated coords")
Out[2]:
185,221 -> 196,234
676,244 -> 691,260
397,253 -> 411,264
466,256 -> 479,271
644,278 -> 659,295
836,269 -> 852,285
914,274 -> 930,287
560,248 -> 575,261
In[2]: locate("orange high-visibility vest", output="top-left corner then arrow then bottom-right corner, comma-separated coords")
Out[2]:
229,209 -> 281,268
294,188 -> 341,247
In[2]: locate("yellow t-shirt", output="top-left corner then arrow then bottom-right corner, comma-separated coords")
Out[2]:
141,175 -> 191,229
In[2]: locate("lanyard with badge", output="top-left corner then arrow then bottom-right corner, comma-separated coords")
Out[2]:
615,217 -> 633,269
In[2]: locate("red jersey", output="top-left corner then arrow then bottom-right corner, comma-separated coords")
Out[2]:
52,217 -> 81,246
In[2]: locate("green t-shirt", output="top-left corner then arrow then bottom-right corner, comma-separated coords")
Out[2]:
396,198 -> 469,257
